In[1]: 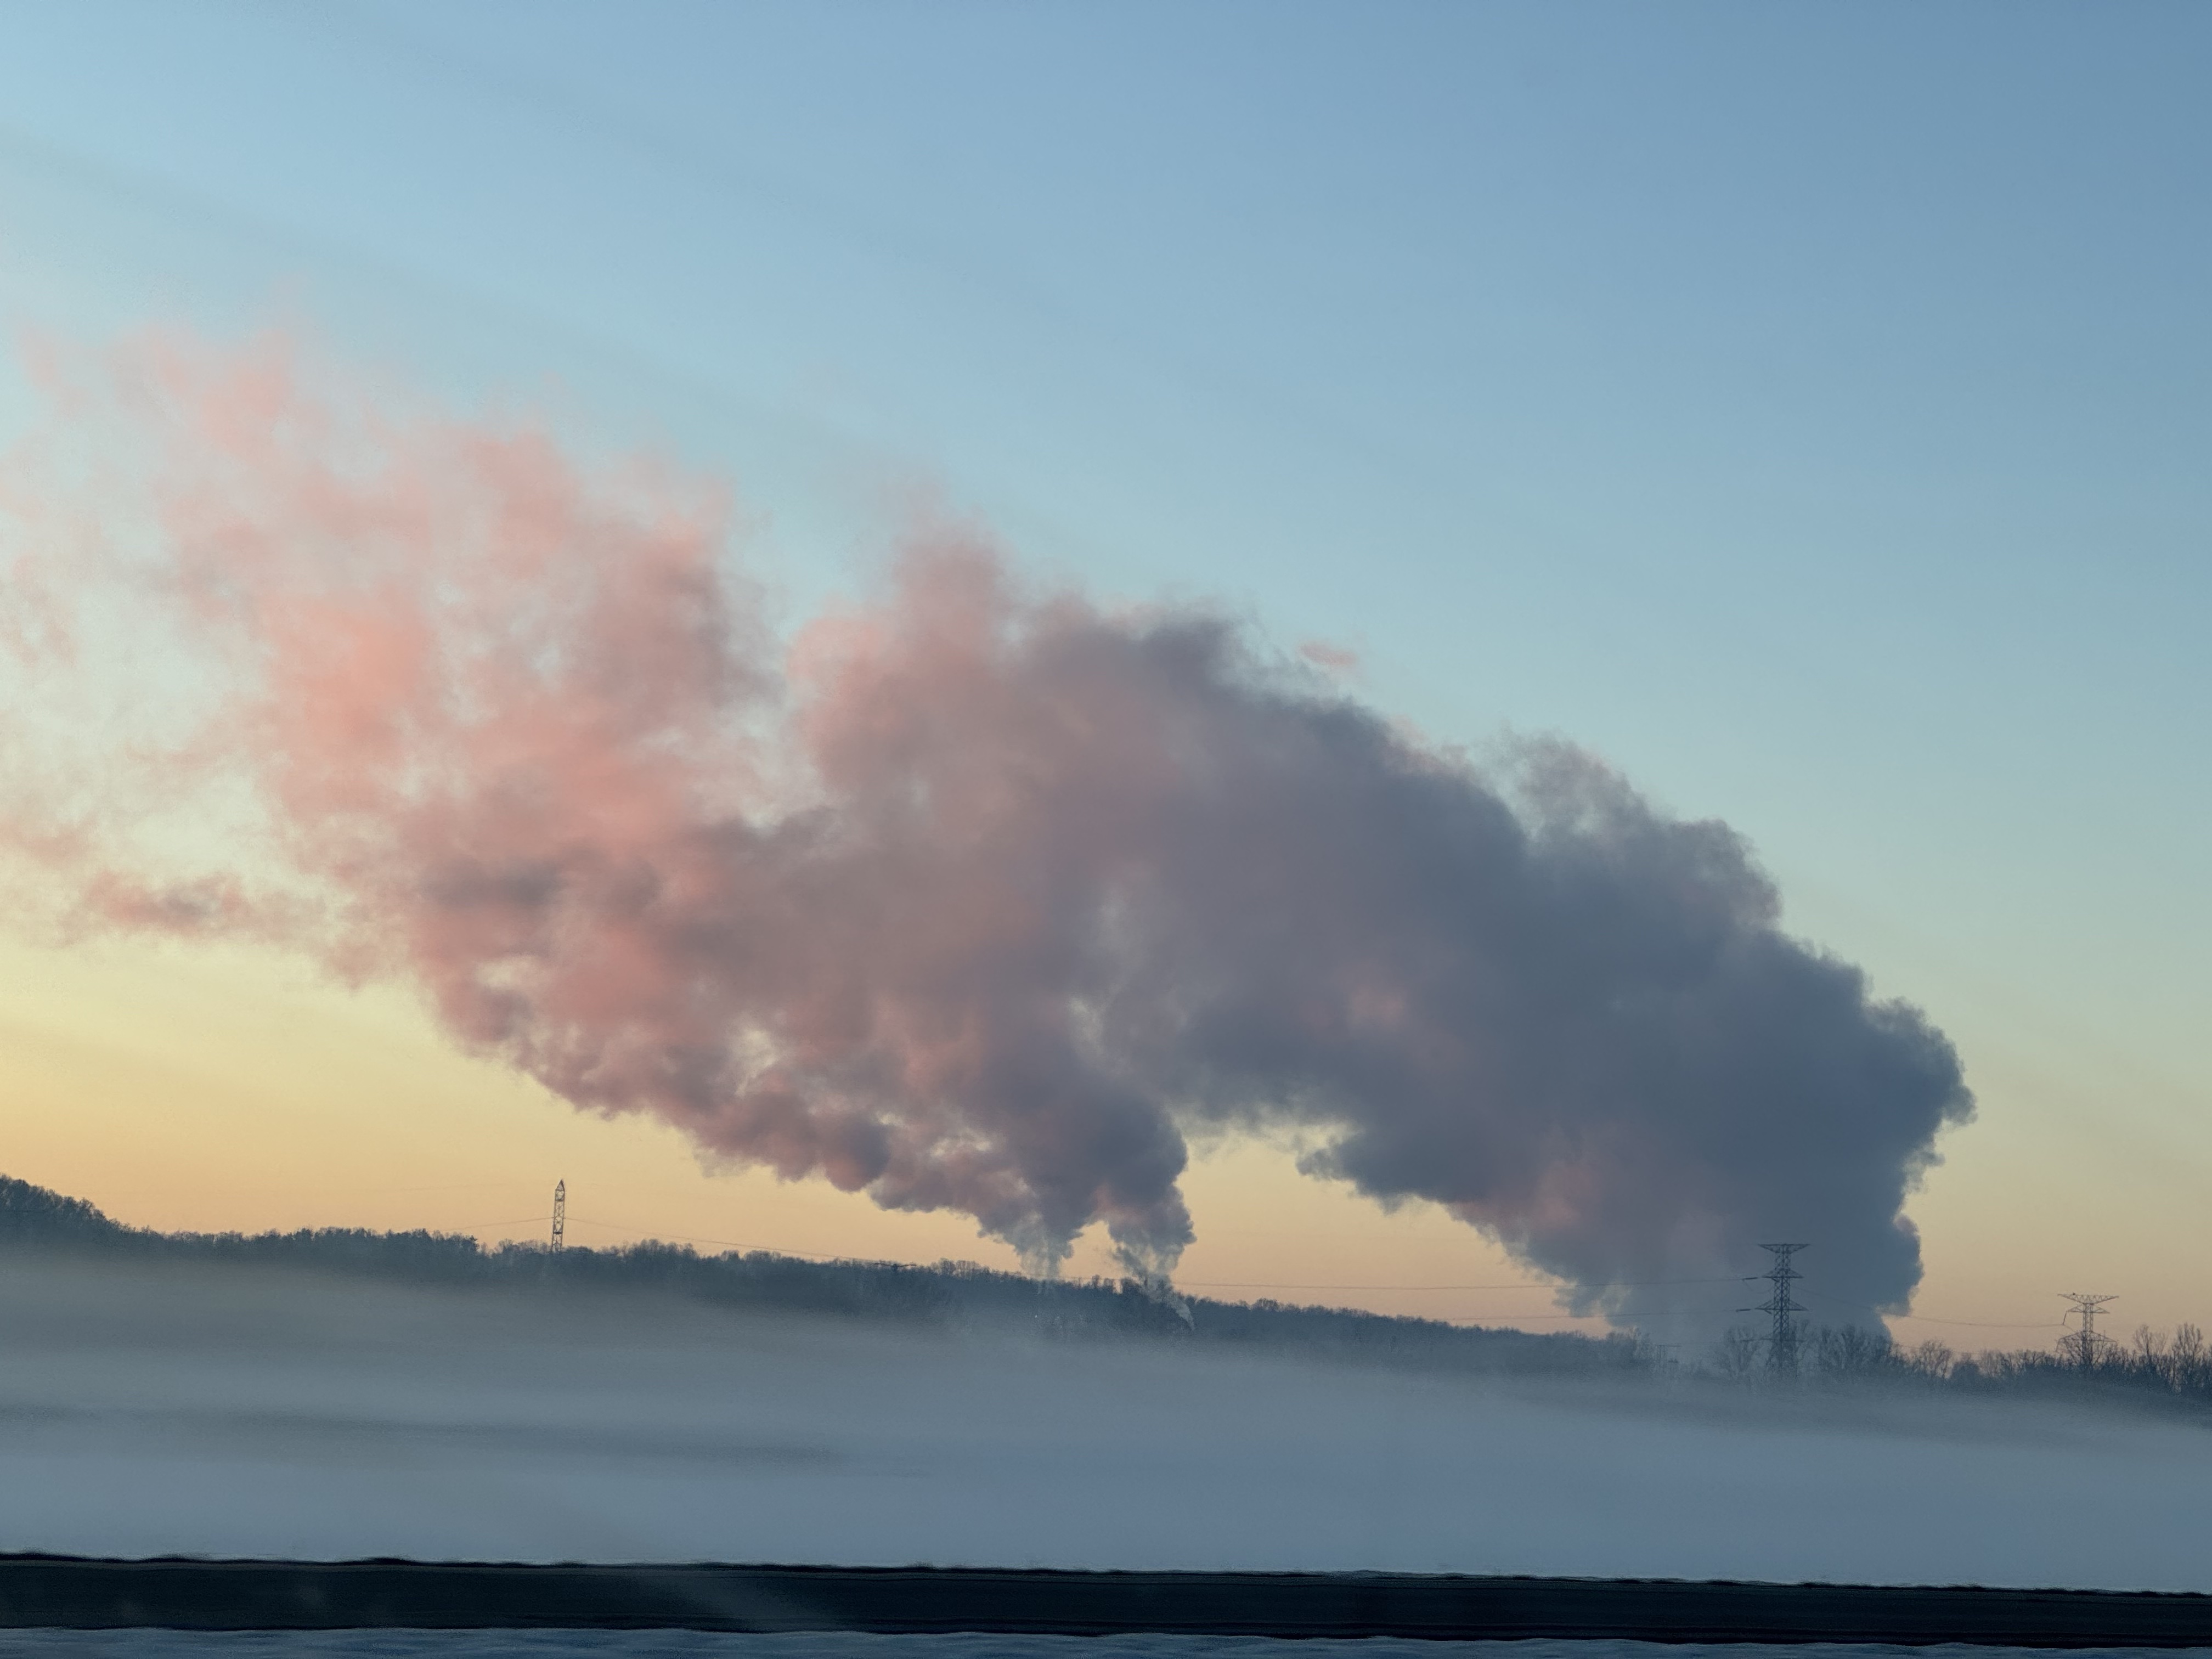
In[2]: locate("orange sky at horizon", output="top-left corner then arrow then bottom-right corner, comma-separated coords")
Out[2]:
0,931 -> 1557,1301
0,921 -> 2172,1359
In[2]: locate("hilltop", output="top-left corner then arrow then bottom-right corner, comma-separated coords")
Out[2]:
0,1173 -> 1639,1379
7,1173 -> 2208,1414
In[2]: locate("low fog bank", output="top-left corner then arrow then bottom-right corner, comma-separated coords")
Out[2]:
9,1177 -> 2211,1418
0,1175 -> 1652,1382
2,1254 -> 2210,1591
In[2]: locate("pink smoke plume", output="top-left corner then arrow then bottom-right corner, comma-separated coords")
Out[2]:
0,332 -> 1972,1312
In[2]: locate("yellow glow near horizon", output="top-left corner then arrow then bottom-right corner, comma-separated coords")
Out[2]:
1,924 -> 2203,1354
0,930 -> 1600,1327
0,929 -> 1593,1309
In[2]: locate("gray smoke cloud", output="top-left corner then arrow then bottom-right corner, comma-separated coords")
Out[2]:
0,334 -> 1974,1327
776,560 -> 1973,1324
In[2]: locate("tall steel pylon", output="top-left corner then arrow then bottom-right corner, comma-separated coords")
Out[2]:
551,1179 -> 566,1254
1745,1243 -> 1810,1377
2059,1293 -> 2115,1371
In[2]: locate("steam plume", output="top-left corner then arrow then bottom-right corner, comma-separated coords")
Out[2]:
0,334 -> 1973,1319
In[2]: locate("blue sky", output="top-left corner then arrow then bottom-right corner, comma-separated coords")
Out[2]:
1,0 -> 2208,1331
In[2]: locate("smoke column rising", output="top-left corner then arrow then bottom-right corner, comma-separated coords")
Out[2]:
0,332 -> 1973,1325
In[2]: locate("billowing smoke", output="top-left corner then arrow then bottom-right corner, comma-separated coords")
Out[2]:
0,334 -> 1973,1323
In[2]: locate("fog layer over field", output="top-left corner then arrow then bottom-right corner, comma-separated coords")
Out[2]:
0,1260 -> 2205,1590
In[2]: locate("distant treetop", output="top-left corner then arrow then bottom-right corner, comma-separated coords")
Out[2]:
0,1175 -> 131,1245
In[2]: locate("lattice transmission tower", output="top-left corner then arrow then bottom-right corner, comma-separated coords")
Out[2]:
551,1179 -> 566,1254
2059,1292 -> 2115,1371
1745,1243 -> 1810,1378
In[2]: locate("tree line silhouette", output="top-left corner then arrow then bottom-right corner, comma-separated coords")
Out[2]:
4,1173 -> 2204,1411
0,1174 -> 1638,1377
1736,1318 -> 2212,1407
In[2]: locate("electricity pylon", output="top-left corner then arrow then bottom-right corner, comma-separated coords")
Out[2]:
552,1179 -> 566,1254
2059,1293 -> 2115,1371
1743,1243 -> 1810,1378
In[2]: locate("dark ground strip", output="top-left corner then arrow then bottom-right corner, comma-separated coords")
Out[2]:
1,1560 -> 2209,1646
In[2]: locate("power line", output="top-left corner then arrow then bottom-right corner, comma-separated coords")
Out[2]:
522,1225 -> 1765,1301
2059,1292 -> 2117,1370
1180,1275 -> 1746,1293
323,1211 -> 2108,1340
549,1228 -> 1764,1293
1743,1243 -> 1809,1378
561,1213 -> 849,1259
501,1214 -> 1750,1312
1802,1289 -> 2066,1330
328,1181 -> 546,1194
458,1214 -> 2101,1342
451,1214 -> 554,1229
1882,1311 -> 2066,1330
1447,1312 -> 1616,1325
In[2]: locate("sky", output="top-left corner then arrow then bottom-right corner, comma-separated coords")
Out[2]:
0,0 -> 2208,1347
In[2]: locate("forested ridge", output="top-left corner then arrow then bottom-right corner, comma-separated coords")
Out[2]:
5,1172 -> 2207,1411
0,1172 -> 1634,1375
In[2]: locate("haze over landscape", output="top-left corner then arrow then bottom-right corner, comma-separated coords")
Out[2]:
1,1207 -> 2209,1588
1,0 -> 2210,1592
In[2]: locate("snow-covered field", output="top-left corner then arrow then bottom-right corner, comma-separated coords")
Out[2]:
1,1258 -> 2208,1590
